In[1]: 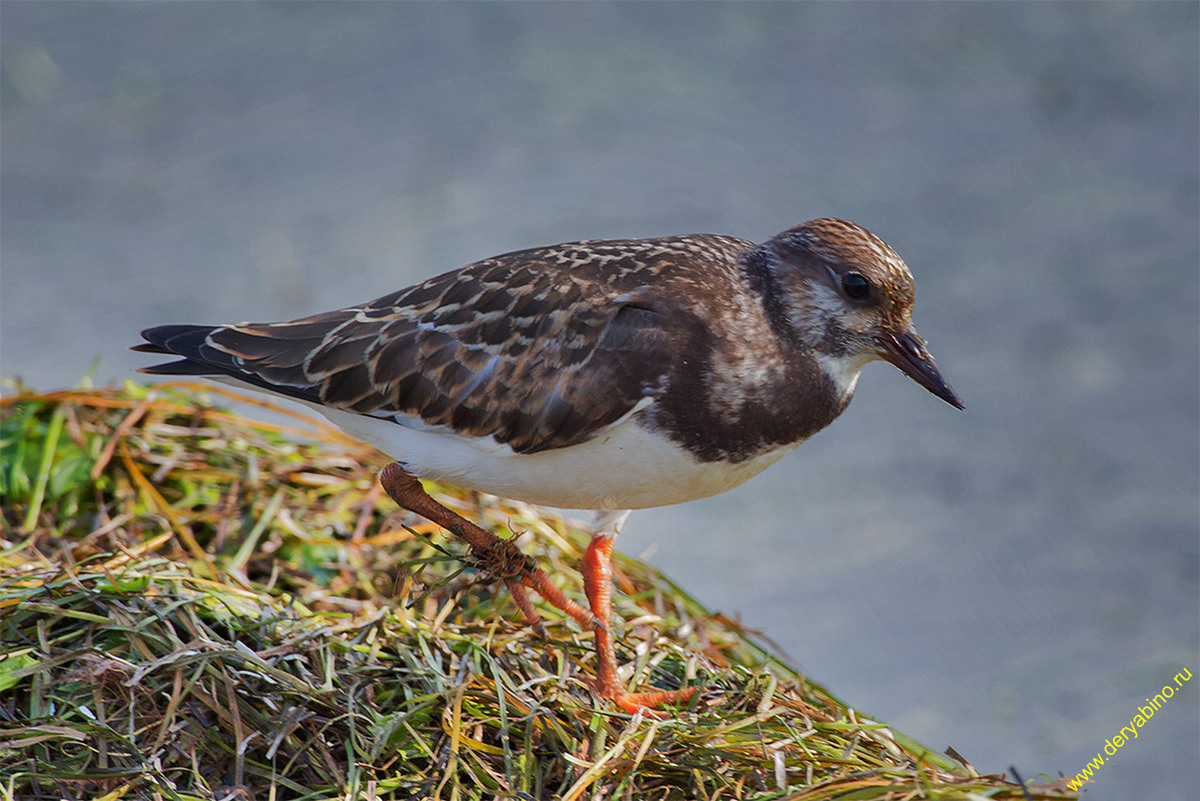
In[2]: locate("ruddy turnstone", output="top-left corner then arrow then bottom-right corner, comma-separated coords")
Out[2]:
136,218 -> 962,712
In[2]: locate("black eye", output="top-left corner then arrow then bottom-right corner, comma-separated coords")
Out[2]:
842,272 -> 870,300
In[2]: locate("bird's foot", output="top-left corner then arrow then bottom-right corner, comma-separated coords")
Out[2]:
595,681 -> 701,718
467,534 -> 600,633
379,463 -> 598,633
582,533 -> 700,716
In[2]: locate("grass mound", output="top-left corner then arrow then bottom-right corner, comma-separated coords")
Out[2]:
0,382 -> 1077,800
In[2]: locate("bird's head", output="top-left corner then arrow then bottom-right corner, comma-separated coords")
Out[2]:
753,218 -> 963,409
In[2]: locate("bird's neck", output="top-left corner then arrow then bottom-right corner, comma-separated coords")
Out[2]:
647,295 -> 852,464
814,351 -> 871,409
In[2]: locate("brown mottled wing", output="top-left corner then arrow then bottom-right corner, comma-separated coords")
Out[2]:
138,244 -> 684,454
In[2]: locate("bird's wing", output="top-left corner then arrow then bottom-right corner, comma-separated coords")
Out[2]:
137,245 -> 681,454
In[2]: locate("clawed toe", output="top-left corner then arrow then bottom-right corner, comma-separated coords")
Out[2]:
599,683 -> 701,717
380,464 -> 594,632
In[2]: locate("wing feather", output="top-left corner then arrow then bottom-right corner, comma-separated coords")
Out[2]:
137,241 -> 695,453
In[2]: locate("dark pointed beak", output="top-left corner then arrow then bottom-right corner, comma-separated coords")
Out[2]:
877,328 -> 964,410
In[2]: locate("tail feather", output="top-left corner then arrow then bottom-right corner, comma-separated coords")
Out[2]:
139,358 -> 218,376
136,325 -> 224,375
138,325 -> 215,357
133,324 -> 322,405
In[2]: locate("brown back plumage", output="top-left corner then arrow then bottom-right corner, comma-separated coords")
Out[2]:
138,235 -> 753,454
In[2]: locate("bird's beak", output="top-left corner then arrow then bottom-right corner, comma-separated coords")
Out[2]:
876,328 -> 964,410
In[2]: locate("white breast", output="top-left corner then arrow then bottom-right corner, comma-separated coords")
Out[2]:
315,404 -> 800,511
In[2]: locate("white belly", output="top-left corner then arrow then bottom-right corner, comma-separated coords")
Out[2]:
316,405 -> 799,510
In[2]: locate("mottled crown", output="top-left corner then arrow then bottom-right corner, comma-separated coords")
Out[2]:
774,218 -> 915,307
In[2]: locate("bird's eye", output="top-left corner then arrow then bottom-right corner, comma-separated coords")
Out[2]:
842,272 -> 870,300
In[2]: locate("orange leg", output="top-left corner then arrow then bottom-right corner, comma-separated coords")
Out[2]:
582,534 -> 699,713
379,463 -> 596,634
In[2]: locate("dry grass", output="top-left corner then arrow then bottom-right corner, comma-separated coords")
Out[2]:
0,381 -> 1079,800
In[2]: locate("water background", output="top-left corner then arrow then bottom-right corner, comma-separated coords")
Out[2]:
3,4 -> 1197,798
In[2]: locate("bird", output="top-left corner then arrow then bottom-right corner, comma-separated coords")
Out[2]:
135,217 -> 962,713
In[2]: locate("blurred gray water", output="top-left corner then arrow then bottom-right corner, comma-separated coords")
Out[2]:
2,3 -> 1197,798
